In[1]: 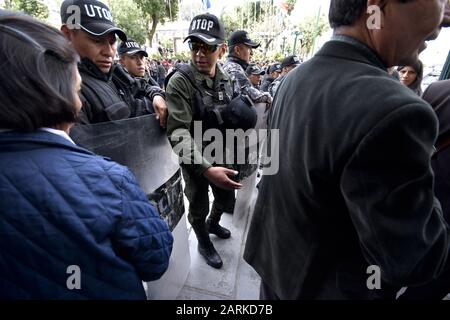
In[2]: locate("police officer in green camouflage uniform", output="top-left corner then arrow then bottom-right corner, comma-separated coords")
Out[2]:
165,13 -> 243,269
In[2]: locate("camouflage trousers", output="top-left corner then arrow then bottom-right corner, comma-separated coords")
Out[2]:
181,165 -> 236,227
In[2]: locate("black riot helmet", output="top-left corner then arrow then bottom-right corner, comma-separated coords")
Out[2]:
222,95 -> 257,131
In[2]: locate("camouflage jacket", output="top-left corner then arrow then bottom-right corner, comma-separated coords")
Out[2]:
268,74 -> 286,98
165,62 -> 235,176
223,56 -> 271,104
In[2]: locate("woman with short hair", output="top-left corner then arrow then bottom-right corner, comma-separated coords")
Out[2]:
0,14 -> 173,299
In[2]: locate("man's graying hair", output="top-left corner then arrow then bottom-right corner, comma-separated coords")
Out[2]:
329,0 -> 367,28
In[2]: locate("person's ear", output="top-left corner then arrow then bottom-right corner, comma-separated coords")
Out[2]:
60,25 -> 72,41
232,44 -> 239,57
219,44 -> 227,59
223,43 -> 228,54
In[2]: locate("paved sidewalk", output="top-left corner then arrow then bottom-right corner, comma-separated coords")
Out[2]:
176,209 -> 260,300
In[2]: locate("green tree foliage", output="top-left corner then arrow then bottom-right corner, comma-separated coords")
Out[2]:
221,1 -> 267,35
133,0 -> 179,47
105,0 -> 147,45
247,1 -> 266,25
4,0 -> 49,21
159,37 -> 174,52
172,51 -> 190,62
220,11 -> 240,39
296,14 -> 329,58
221,0 -> 299,58
286,0 -> 296,15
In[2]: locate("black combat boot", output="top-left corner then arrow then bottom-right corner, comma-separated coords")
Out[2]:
206,218 -> 231,239
192,223 -> 223,269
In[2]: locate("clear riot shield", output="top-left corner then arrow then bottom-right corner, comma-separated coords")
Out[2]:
70,114 -> 189,300
233,102 -> 270,226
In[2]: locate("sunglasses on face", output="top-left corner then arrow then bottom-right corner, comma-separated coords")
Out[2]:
188,41 -> 218,53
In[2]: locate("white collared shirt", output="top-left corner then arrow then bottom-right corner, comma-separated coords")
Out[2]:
0,128 -> 76,145
40,128 -> 76,145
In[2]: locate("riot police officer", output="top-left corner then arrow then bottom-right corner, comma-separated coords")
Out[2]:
60,0 -> 166,125
260,63 -> 281,92
117,39 -> 167,128
268,55 -> 301,97
166,13 -> 244,269
246,64 -> 265,89
223,30 -> 272,105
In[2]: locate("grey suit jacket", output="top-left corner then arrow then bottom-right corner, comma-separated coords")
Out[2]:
244,39 -> 450,299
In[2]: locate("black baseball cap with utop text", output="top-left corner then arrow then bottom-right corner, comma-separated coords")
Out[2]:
60,0 -> 126,41
118,39 -> 148,57
184,13 -> 225,45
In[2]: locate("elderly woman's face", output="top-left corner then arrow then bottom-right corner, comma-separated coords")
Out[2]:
399,66 -> 418,87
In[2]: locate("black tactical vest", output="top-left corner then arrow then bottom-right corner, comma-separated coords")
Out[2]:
165,64 -> 235,132
78,60 -> 131,124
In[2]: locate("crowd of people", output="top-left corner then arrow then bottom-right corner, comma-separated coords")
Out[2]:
145,55 -> 428,102
1,0 -> 450,300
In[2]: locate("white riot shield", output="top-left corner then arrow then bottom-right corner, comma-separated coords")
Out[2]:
70,114 -> 190,300
233,102 -> 270,226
